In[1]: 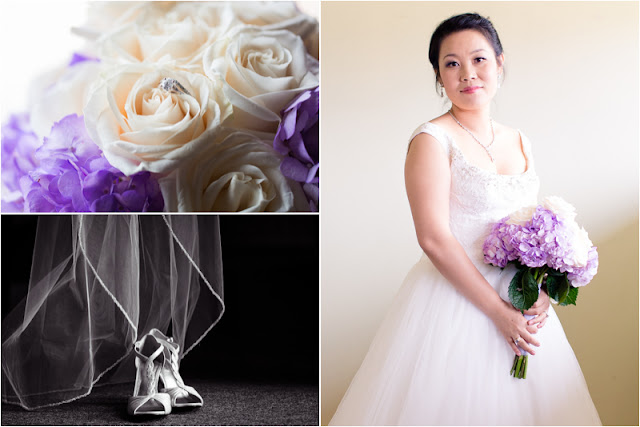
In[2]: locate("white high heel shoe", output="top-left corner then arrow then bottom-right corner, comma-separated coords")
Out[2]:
127,335 -> 172,416
149,328 -> 203,408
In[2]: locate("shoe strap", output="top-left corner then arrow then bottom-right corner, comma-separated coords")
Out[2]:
134,341 -> 164,365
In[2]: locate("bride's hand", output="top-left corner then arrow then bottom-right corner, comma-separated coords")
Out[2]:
492,300 -> 541,356
523,290 -> 550,329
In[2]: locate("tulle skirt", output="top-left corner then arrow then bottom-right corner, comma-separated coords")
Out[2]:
329,255 -> 601,426
2,215 -> 224,410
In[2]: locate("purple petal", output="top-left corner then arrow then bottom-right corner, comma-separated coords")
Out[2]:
83,170 -> 114,201
302,182 -> 319,212
280,157 -> 310,182
69,52 -> 99,67
288,132 -> 314,164
306,163 -> 319,184
91,194 -> 118,212
25,188 -> 57,212
115,190 -> 145,212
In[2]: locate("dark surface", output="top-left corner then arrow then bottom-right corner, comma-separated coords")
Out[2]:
1,379 -> 318,425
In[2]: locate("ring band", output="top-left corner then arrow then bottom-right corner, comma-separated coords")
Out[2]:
513,337 -> 521,345
159,77 -> 192,97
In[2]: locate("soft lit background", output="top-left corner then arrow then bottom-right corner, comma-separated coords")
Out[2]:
321,2 -> 638,426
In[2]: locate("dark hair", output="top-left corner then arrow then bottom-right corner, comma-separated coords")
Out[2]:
428,13 -> 504,81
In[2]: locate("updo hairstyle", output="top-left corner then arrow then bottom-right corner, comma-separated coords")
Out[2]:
428,13 -> 504,88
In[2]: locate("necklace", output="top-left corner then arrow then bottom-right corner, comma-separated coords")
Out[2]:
448,110 -> 495,163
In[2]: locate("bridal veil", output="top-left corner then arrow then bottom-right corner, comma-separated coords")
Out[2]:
2,215 -> 224,410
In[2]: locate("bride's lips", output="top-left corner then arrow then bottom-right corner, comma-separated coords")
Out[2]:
461,86 -> 482,94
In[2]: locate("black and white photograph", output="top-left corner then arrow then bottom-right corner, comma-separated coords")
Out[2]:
2,215 -> 318,425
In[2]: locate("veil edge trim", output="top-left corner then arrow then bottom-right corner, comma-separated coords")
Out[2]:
160,215 -> 226,357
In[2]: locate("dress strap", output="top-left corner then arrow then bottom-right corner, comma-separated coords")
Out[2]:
408,122 -> 451,159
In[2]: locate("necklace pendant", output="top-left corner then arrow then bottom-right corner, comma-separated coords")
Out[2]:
487,150 -> 495,163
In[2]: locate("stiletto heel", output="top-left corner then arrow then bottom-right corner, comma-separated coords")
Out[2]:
149,328 -> 203,408
127,335 -> 172,416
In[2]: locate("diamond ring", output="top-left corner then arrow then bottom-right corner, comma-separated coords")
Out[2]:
158,77 -> 192,97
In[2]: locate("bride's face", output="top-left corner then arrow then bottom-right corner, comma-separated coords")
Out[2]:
437,30 -> 504,110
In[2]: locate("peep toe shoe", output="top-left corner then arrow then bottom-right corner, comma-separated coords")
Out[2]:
127,334 -> 172,416
149,328 -> 204,408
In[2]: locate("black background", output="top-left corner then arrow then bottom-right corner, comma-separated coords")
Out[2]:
1,215 -> 318,385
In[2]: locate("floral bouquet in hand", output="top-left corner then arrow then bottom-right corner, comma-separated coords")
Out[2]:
1,2 -> 319,212
483,196 -> 598,379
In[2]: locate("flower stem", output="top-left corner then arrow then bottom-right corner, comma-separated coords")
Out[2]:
536,266 -> 548,287
515,355 -> 523,378
523,355 -> 528,379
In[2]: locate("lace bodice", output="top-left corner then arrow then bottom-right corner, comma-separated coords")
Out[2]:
409,122 -> 540,265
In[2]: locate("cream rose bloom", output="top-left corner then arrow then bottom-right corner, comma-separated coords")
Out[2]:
203,27 -> 319,133
542,196 -> 577,221
505,205 -> 536,226
226,2 -> 319,59
97,2 -> 234,73
71,2 -> 152,43
160,131 -> 308,212
83,64 -> 232,175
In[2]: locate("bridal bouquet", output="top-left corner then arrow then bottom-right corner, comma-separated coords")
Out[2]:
483,196 -> 598,379
1,2 -> 319,212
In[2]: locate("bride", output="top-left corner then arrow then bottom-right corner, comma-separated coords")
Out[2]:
329,13 -> 600,426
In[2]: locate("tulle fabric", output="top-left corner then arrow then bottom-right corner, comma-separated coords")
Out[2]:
329,123 -> 600,425
1,215 -> 224,410
329,256 -> 601,425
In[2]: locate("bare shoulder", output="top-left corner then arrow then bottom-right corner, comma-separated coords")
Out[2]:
407,131 -> 441,156
408,115 -> 452,157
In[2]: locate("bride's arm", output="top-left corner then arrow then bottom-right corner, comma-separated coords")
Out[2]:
405,133 -> 540,356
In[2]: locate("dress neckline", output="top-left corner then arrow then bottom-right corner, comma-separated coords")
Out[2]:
426,121 -> 532,178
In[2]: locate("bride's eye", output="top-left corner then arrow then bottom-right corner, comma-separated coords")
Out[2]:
475,57 -> 487,63
445,61 -> 459,67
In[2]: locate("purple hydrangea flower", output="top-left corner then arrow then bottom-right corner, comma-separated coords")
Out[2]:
483,205 -> 598,288
273,86 -> 319,212
1,113 -> 41,212
568,246 -> 599,287
21,114 -> 164,212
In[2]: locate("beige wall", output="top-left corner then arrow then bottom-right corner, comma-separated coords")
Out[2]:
321,2 -> 639,425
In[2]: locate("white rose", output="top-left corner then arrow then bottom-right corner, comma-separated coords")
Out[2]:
505,205 -> 536,226
203,27 -> 319,133
542,196 -> 577,221
160,131 -> 309,212
226,2 -> 319,58
97,2 -> 234,73
83,64 -> 232,175
72,2 -> 151,42
29,60 -> 102,139
566,221 -> 593,267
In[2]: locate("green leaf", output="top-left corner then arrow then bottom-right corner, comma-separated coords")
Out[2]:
508,267 -> 539,312
556,275 -> 570,305
509,268 -> 526,311
545,274 -> 561,301
546,269 -> 564,278
559,286 -> 579,306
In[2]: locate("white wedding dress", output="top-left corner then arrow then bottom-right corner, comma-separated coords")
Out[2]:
329,122 -> 601,426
